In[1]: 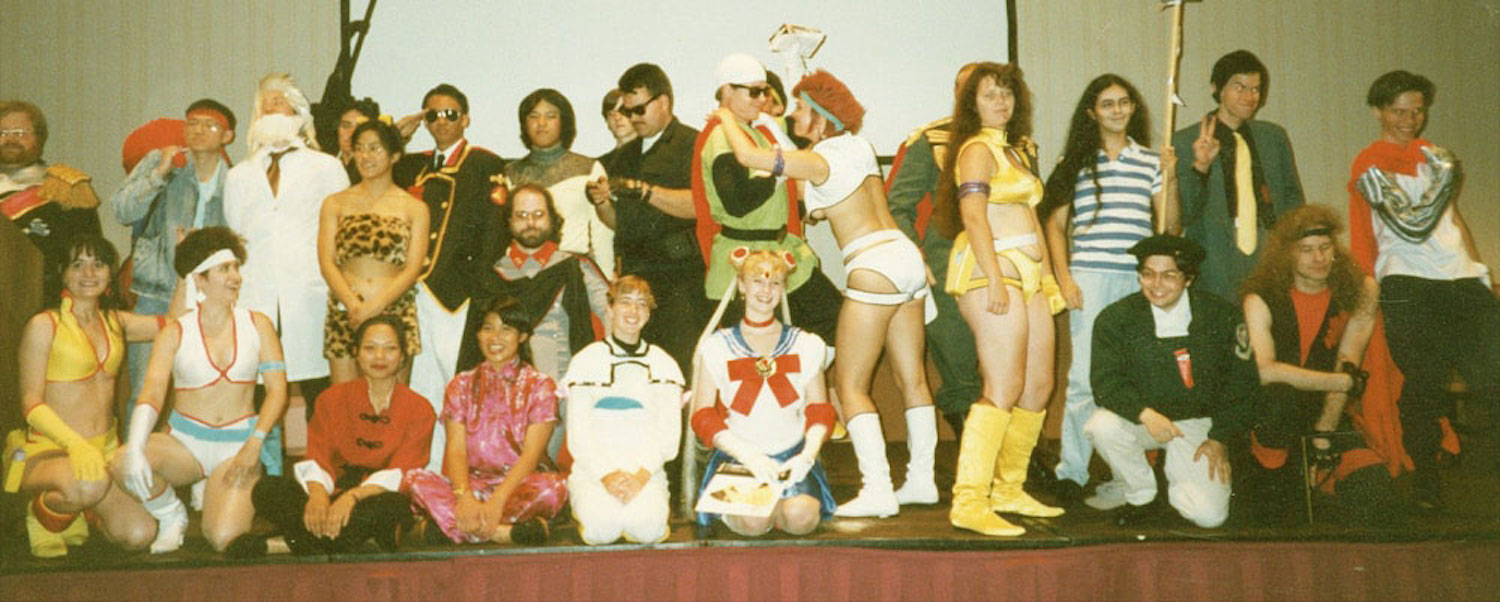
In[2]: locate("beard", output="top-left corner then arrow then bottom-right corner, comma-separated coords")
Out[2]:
249,113 -> 306,151
0,142 -> 41,168
515,227 -> 553,250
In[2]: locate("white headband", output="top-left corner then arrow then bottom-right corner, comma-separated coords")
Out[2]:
183,248 -> 237,304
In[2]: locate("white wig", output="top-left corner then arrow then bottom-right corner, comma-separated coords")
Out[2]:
250,72 -> 320,154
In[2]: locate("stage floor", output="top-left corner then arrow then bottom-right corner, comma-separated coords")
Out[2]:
4,435 -> 1500,578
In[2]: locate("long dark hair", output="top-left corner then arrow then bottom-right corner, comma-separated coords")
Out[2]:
933,62 -> 1034,240
1039,74 -> 1152,226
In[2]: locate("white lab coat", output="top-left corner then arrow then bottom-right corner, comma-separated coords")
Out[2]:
223,145 -> 350,382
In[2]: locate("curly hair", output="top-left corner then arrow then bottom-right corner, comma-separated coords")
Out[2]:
933,62 -> 1034,240
1240,205 -> 1367,313
791,69 -> 865,136
175,226 -> 246,278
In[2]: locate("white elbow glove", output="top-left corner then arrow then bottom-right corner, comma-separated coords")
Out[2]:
713,431 -> 781,485
121,404 -> 159,500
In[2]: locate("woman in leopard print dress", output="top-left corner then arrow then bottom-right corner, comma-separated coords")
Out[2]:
317,120 -> 430,384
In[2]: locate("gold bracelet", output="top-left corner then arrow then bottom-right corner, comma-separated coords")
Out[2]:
452,486 -> 470,499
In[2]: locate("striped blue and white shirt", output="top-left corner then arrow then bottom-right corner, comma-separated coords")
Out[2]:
1068,140 -> 1162,272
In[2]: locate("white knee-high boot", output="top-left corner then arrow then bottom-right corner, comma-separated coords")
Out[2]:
894,405 -> 940,504
834,413 -> 899,518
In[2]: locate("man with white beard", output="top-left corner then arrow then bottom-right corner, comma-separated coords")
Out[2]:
224,73 -> 350,418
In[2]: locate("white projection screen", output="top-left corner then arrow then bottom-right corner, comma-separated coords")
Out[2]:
350,0 -> 1012,159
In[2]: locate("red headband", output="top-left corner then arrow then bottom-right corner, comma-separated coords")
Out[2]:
186,108 -> 231,132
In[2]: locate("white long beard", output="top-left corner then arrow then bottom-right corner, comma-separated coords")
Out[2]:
249,113 -> 306,152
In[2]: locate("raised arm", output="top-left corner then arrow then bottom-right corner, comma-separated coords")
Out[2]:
1154,145 -> 1182,235
713,108 -> 829,185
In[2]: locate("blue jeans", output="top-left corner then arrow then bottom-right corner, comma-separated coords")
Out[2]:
126,295 -> 171,425
1056,268 -> 1139,485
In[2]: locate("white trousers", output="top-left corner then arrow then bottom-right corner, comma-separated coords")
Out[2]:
410,283 -> 468,472
568,473 -> 670,545
1084,408 -> 1230,528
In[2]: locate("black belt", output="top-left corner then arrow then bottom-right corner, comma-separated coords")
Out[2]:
720,225 -> 786,242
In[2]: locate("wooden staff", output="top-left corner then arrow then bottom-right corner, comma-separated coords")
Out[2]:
1159,0 -> 1189,232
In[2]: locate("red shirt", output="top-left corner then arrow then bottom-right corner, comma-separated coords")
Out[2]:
307,379 -> 436,488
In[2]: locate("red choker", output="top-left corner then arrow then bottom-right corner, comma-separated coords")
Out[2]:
742,315 -> 777,328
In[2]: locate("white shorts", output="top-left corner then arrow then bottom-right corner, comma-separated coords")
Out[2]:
167,411 -> 264,510
841,229 -> 936,322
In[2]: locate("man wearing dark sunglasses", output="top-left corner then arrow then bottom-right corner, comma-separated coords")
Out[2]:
692,53 -> 841,344
392,82 -> 508,471
587,63 -> 708,375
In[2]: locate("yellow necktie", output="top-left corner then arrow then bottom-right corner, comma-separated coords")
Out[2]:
1232,131 -> 1256,254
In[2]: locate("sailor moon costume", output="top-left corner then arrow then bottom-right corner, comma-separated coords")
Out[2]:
690,323 -> 837,526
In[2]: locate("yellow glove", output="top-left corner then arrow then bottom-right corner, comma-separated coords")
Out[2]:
26,405 -> 107,482
1040,274 -> 1067,316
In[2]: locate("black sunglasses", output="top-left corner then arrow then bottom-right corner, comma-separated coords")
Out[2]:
618,94 -> 663,117
425,108 -> 461,123
731,84 -> 770,99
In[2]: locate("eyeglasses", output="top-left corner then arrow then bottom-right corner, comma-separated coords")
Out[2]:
0,129 -> 35,140
731,84 -> 770,99
618,94 -> 662,117
425,109 -> 461,123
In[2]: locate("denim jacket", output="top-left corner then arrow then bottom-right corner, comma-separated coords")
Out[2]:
110,149 -> 229,301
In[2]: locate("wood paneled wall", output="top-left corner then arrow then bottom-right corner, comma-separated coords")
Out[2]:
1018,0 -> 1499,265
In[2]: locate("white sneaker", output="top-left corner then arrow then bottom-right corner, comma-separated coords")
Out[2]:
1084,479 -> 1128,511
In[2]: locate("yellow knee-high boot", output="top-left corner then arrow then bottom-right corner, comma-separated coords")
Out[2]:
990,407 -> 1064,517
949,402 -> 1024,536
26,494 -> 86,558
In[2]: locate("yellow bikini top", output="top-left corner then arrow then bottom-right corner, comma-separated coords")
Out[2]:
956,127 -> 1042,207
45,296 -> 124,382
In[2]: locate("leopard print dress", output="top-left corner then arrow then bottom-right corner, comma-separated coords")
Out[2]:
323,213 -> 422,359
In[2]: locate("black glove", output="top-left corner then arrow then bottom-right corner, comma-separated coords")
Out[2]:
1338,361 -> 1368,400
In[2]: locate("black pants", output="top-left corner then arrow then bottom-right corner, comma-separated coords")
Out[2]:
251,476 -> 413,553
1380,276 -> 1500,481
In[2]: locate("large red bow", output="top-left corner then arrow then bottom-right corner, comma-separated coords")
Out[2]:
725,355 -> 801,414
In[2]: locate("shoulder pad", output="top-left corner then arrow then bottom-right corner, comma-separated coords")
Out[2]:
904,117 -> 952,147
41,165 -> 100,209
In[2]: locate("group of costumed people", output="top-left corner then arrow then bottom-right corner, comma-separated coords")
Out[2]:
5,43 -> 1495,559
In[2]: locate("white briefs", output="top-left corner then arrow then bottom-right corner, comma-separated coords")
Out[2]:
840,229 -> 936,323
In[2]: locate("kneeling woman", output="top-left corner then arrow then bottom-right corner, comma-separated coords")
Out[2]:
691,249 -> 836,536
714,69 -> 939,518
118,227 -> 289,553
7,235 -> 164,557
233,315 -> 435,555
404,297 -> 566,545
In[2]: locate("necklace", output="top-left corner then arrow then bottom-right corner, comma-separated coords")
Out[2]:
742,315 -> 776,328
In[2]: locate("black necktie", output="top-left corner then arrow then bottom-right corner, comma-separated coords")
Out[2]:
434,152 -> 445,171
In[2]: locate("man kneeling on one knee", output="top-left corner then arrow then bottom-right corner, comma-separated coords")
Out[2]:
1085,235 -> 1258,528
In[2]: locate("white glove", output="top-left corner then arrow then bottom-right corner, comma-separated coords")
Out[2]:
780,452 -> 816,486
122,404 -> 159,500
713,431 -> 782,485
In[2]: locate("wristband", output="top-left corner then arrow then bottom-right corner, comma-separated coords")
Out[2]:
251,430 -> 268,441
771,146 -> 785,178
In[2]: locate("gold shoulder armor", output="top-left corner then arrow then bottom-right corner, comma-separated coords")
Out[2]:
41,164 -> 101,210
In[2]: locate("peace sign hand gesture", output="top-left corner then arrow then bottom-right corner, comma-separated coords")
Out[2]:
1191,114 -> 1221,174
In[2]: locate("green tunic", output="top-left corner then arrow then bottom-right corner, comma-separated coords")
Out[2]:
698,120 -> 818,299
